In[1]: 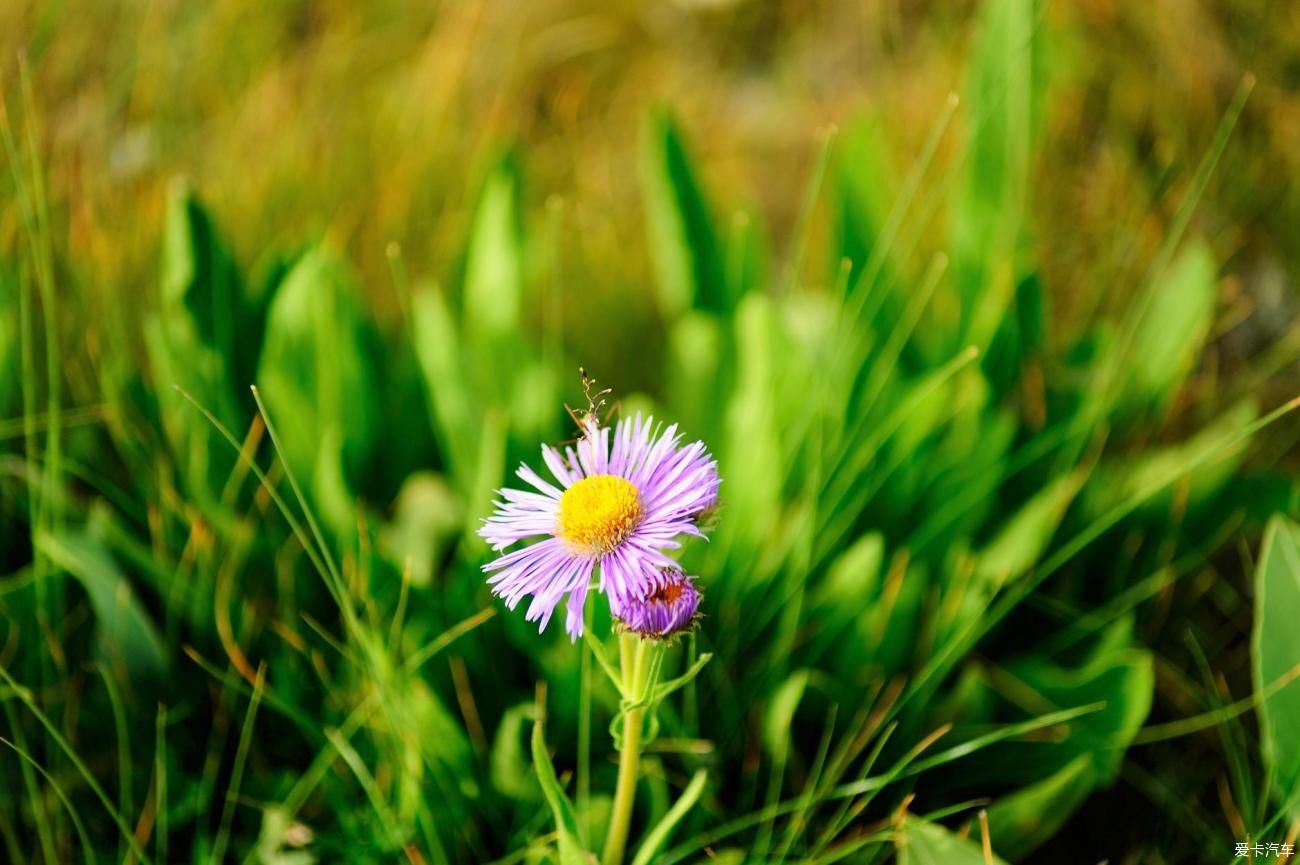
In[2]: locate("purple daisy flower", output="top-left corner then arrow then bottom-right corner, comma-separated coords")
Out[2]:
479,413 -> 719,639
612,572 -> 702,638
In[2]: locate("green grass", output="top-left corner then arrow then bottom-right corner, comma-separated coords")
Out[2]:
3,0 -> 1300,862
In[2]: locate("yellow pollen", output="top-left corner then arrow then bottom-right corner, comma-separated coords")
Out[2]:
559,475 -> 642,553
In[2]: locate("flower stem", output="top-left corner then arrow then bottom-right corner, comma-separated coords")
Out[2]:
602,632 -> 651,865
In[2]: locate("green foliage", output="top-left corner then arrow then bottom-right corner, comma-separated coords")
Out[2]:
985,755 -> 1094,859
1254,516 -> 1300,819
1,0 -> 1295,862
532,713 -> 594,864
640,111 -> 727,317
256,249 -> 381,534
1119,241 -> 1218,417
950,0 -> 1044,352
36,530 -> 168,682
0,266 -> 19,417
899,818 -> 1008,865
146,182 -> 254,504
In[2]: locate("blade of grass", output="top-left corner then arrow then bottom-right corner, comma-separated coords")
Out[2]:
402,607 -> 497,674
155,704 -> 168,865
0,665 -> 154,865
0,735 -> 98,865
211,665 -> 266,865
97,664 -> 133,863
896,394 -> 1300,725
1,699 -> 57,864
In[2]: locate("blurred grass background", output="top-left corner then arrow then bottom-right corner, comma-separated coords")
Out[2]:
6,0 -> 1300,373
4,1 -> 1300,863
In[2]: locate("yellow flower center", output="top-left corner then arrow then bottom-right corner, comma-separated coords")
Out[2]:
559,474 -> 642,554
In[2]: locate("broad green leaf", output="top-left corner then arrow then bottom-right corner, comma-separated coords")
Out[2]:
815,532 -> 885,615
410,283 -> 475,483
531,715 -> 593,864
974,468 -> 1085,590
950,0 -> 1043,350
147,184 -> 247,502
159,183 -> 244,372
811,533 -> 886,665
898,817 -> 1008,865
640,111 -> 725,316
1253,516 -> 1300,817
1004,628 -> 1152,782
1121,241 -> 1217,415
37,530 -> 167,681
1081,398 -> 1257,522
763,671 -> 809,762
724,208 -> 767,306
464,158 -> 523,339
721,294 -> 783,552
986,754 -> 1095,860
255,248 -> 379,533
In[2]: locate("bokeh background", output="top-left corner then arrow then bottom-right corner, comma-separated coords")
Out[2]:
7,1 -> 1300,364
3,1 -> 1300,863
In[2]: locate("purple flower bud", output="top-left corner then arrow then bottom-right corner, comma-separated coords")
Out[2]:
613,572 -> 702,638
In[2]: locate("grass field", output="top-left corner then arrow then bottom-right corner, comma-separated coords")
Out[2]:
3,1 -> 1300,863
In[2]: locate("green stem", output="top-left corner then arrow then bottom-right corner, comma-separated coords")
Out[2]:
603,633 -> 651,865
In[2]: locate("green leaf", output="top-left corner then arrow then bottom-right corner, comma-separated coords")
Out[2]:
1081,398 -> 1257,522
1253,516 -> 1300,818
721,293 -> 783,546
463,156 -> 524,381
1121,241 -> 1217,414
630,769 -> 708,865
950,0 -> 1043,350
640,111 -> 725,316
410,283 -> 475,483
763,671 -> 809,762
955,621 -> 1151,860
724,209 -> 767,307
1004,625 -> 1153,782
982,271 -> 1046,397
531,714 -> 594,864
815,532 -> 885,616
147,184 -> 248,502
834,115 -> 895,288
255,248 -> 379,533
898,817 -> 1008,865
37,530 -> 167,681
986,754 -> 1095,861
652,653 -> 713,704
491,704 -> 540,802
974,468 -> 1085,590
